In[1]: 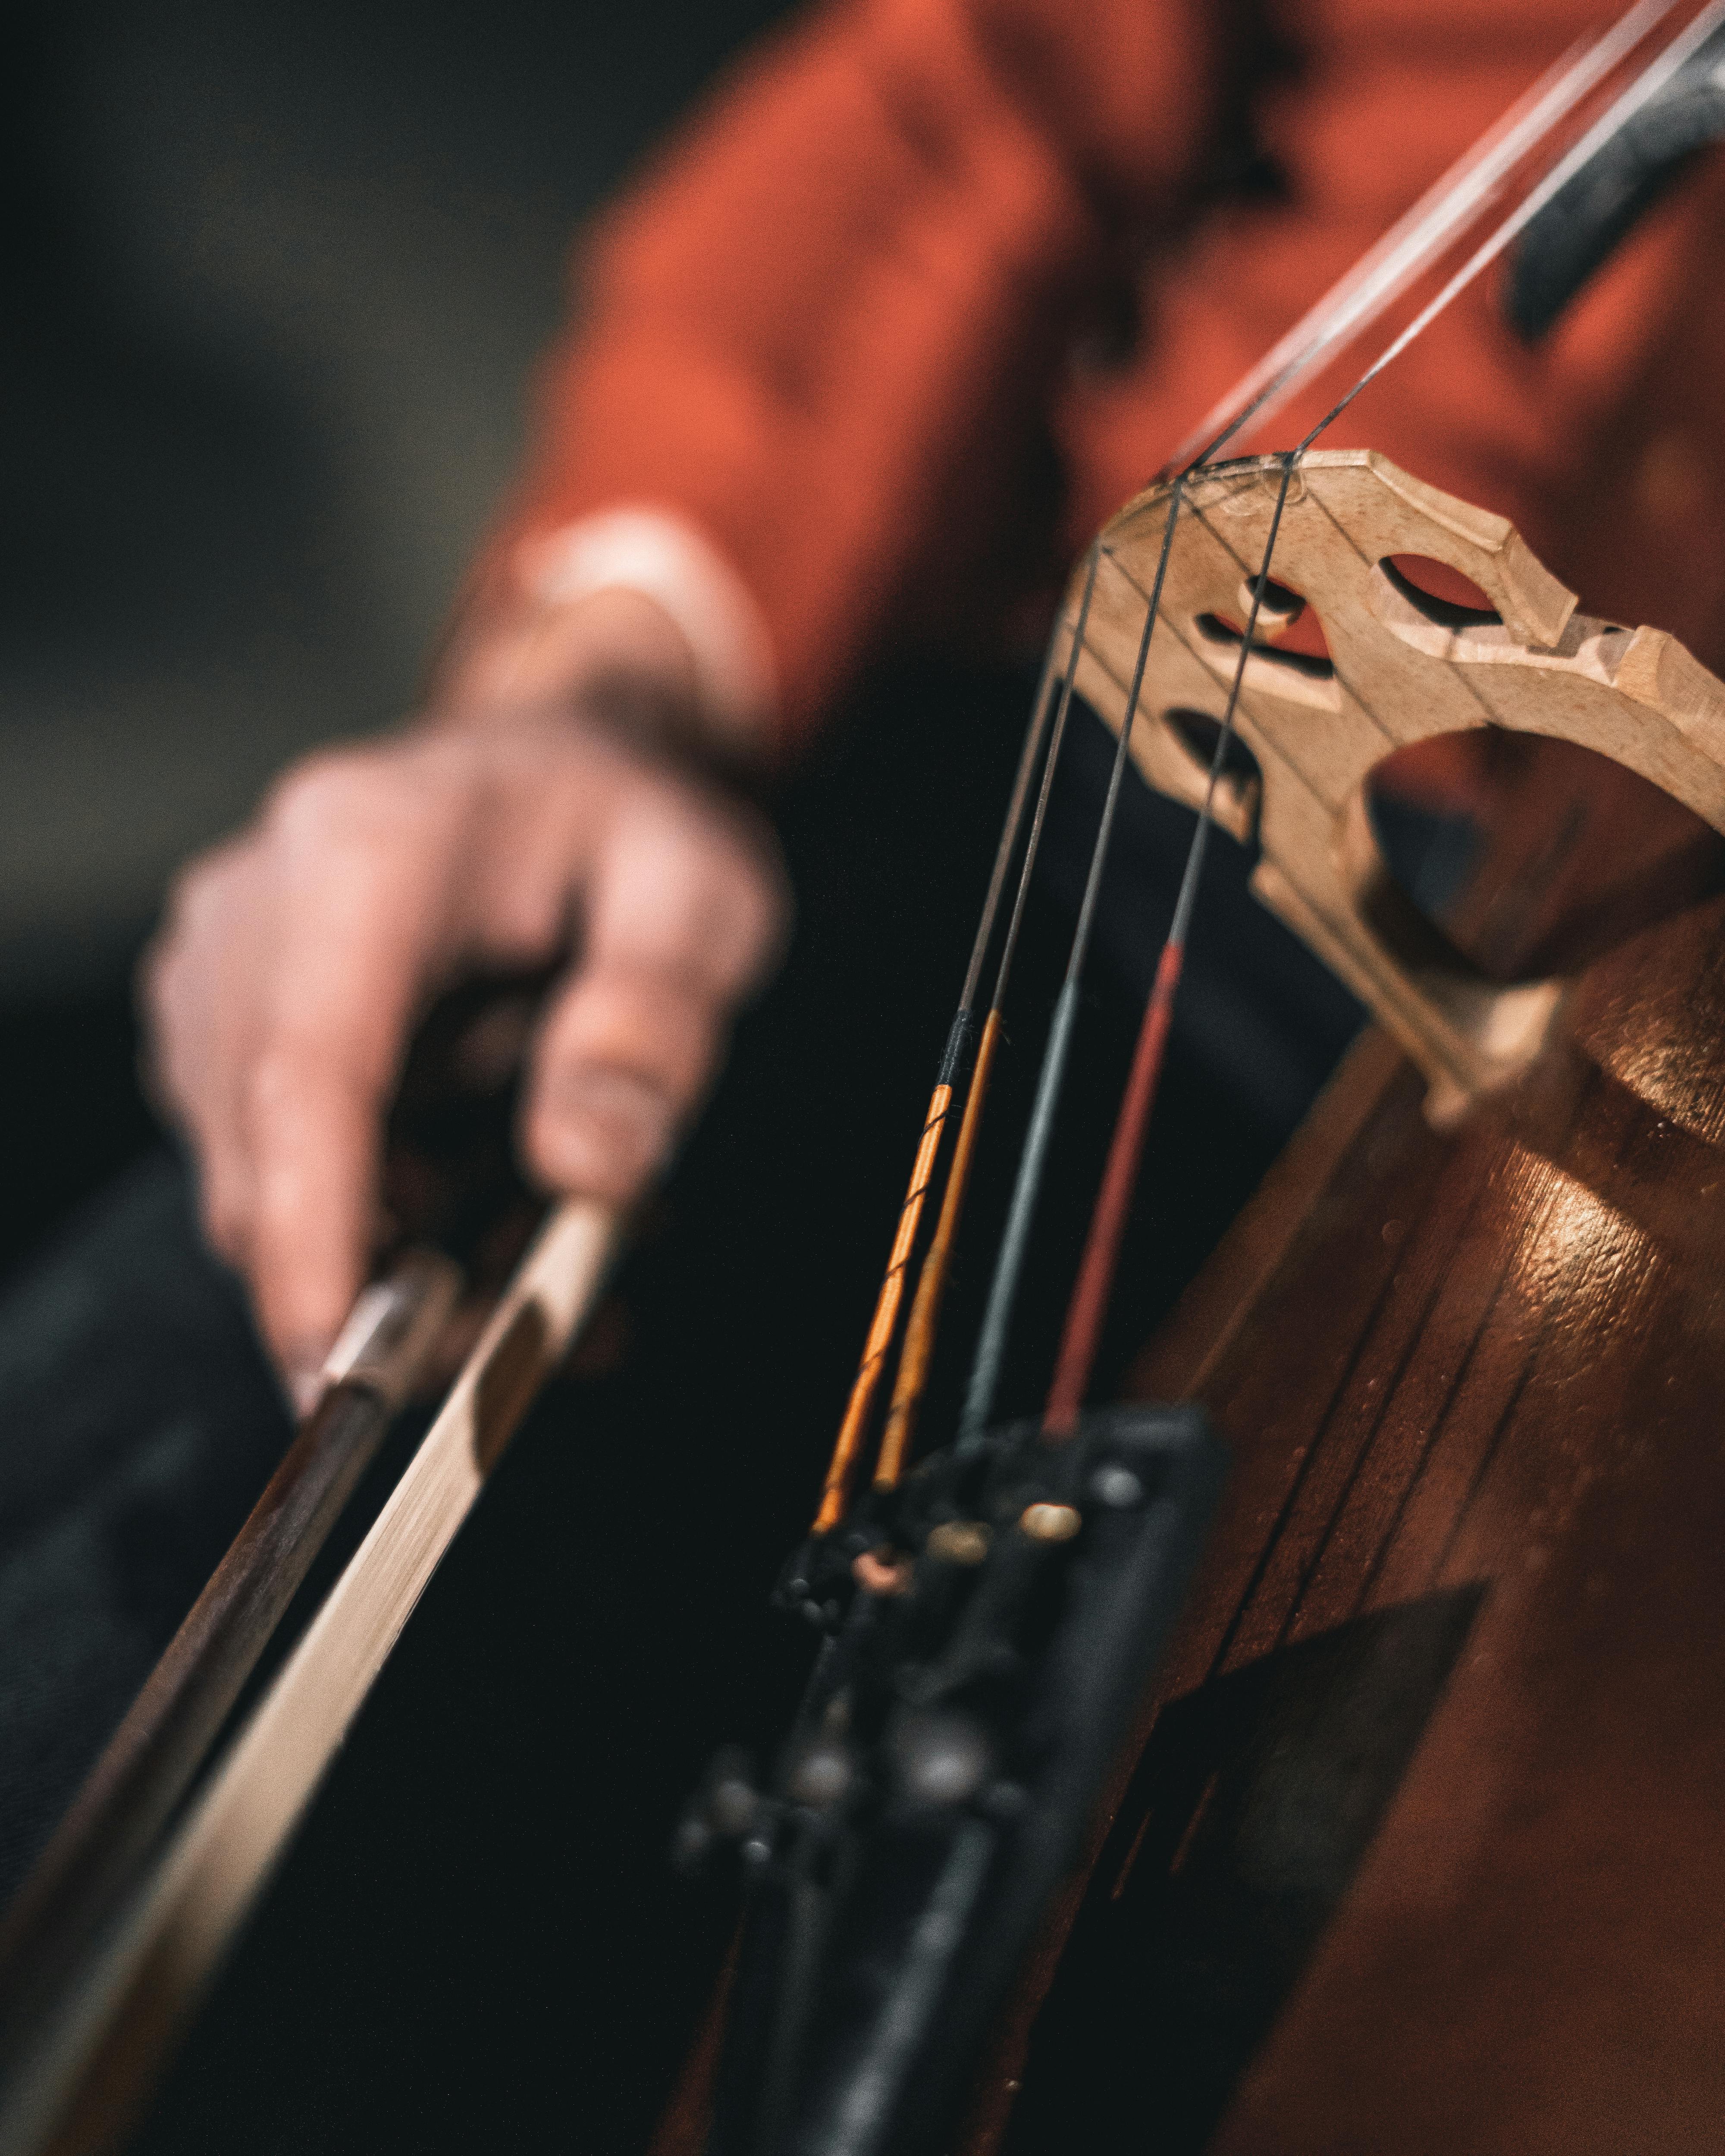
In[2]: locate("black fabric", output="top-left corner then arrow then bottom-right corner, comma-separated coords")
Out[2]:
0,1154 -> 290,1909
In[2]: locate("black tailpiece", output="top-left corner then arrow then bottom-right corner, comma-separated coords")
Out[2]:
675,1402 -> 1226,2156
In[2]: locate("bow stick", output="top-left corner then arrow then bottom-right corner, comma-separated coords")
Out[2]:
0,1199 -> 617,2156
0,1249 -> 458,2096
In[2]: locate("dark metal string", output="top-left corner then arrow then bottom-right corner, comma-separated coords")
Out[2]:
1043,454 -> 1300,1434
958,631 -> 1069,1015
986,546 -> 1104,1015
806,550 -> 1098,1530
956,485 -> 1188,1452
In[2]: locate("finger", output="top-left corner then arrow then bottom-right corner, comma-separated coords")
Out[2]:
526,967 -> 720,1199
522,780 -> 785,1199
240,754 -> 468,1392
245,1045 -> 383,1406
583,780 -> 786,1003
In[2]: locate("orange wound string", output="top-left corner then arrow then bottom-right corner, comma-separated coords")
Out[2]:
812,1075 -> 957,1533
874,1007 -> 1004,1489
803,576 -> 1093,1536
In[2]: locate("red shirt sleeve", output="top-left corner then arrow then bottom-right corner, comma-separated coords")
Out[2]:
485,0 -> 1227,742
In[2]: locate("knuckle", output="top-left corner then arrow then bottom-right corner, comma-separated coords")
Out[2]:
265,739 -> 474,877
265,753 -> 375,846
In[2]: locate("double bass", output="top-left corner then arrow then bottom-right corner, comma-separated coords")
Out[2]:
4,3 -> 1725,2149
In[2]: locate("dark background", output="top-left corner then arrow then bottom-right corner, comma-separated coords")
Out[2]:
0,3 -> 1358,2149
3,0 -> 799,1276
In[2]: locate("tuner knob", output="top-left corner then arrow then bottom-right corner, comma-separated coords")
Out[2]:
784,1735 -> 856,1811
1089,1465 -> 1145,1509
890,1710 -> 994,1808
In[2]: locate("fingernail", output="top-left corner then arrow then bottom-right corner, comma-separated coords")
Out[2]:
285,1358 -> 326,1421
543,1067 -> 676,1188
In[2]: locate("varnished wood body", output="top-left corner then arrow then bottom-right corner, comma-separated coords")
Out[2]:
966,884 -> 1725,2153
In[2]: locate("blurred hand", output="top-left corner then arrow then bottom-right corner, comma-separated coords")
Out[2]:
143,596 -> 786,1408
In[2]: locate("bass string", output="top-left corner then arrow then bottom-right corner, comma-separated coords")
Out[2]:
940,14 -> 1652,1452
819,296 -> 1426,1498
1040,454 -> 1298,1440
873,548 -> 1107,1488
953,488 -> 1189,1456
1020,445 -> 1405,1449
807,549 -> 1100,1532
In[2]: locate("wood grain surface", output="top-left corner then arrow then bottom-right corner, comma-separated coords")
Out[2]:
982,883 -> 1725,2155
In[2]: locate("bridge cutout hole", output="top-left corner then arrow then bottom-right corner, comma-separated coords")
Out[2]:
1196,576 -> 1334,679
1381,555 -> 1500,629
1364,729 -> 1725,984
1162,708 -> 1264,841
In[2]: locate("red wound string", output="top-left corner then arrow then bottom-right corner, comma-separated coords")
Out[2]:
1041,456 -> 1298,1439
1042,937 -> 1183,1436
